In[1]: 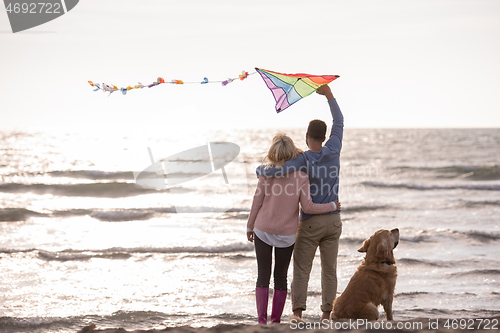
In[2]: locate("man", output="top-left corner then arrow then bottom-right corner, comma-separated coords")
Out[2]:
256,84 -> 343,321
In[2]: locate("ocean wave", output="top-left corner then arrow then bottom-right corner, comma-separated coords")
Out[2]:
50,170 -> 207,181
397,258 -> 450,267
51,209 -> 94,218
4,169 -> 222,181
220,212 -> 249,220
339,237 -> 366,245
394,165 -> 500,181
2,243 -> 255,261
403,308 -> 500,320
206,313 -> 253,321
0,248 -> 36,254
0,303 -> 498,332
223,254 -> 254,261
0,316 -> 75,331
38,250 -> 132,261
340,234 -> 431,245
410,229 -> 500,243
0,208 -> 46,222
340,235 -> 428,245
107,244 -> 254,255
89,210 -> 157,222
0,311 -> 254,333
0,207 -> 251,222
106,310 -> 178,321
459,230 -> 500,242
0,182 -> 162,198
395,291 -> 430,298
439,165 -> 500,181
405,308 -> 460,316
0,208 -> 99,222
362,181 -> 500,191
342,229 -> 499,248
342,205 -> 389,213
449,269 -> 500,278
461,200 -> 500,208
48,170 -> 135,180
400,235 -> 431,243
3,310 -> 499,333
398,258 -> 500,269
0,311 -> 170,332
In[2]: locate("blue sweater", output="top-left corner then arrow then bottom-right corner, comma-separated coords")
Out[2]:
256,98 -> 344,221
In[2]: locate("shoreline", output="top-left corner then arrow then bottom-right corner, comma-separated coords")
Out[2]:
79,316 -> 500,333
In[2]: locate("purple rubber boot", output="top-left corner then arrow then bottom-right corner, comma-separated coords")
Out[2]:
255,287 -> 269,324
270,289 -> 287,323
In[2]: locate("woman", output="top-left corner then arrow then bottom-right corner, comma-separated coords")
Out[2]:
247,133 -> 340,324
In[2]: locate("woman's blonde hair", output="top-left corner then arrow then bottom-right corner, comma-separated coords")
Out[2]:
262,132 -> 303,169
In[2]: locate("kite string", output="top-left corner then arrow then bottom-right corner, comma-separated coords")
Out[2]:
88,71 -> 257,96
180,72 -> 258,84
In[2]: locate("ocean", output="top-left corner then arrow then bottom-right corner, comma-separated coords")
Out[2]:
0,128 -> 499,333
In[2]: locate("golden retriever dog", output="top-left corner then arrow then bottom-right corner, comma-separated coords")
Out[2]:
332,228 -> 399,321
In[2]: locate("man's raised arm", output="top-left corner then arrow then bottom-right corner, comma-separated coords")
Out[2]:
317,85 -> 343,153
256,153 -> 307,177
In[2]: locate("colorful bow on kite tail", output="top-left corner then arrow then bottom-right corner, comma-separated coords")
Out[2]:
88,71 -> 251,96
255,68 -> 340,113
88,68 -> 339,113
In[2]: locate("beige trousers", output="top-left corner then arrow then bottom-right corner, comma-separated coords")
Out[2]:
291,213 -> 342,312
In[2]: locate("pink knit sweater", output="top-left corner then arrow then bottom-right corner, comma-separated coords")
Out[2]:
247,171 -> 336,236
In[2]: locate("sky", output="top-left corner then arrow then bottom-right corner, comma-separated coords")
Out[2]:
1,0 -> 499,134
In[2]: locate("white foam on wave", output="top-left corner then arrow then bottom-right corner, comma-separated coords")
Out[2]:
29,243 -> 255,261
362,181 -> 500,191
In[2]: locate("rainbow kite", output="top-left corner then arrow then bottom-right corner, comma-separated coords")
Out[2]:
255,68 -> 339,113
88,68 -> 339,113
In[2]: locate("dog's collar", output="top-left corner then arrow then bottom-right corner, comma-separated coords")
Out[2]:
381,261 -> 394,265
